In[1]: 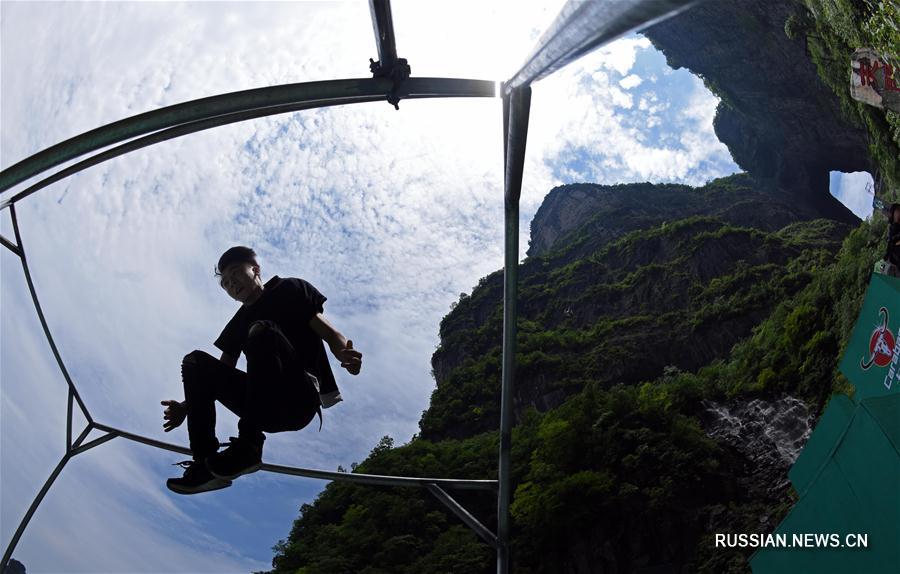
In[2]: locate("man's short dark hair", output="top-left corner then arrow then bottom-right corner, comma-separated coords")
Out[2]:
215,246 -> 258,277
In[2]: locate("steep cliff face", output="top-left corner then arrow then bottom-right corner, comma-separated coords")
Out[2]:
642,0 -> 872,198
422,174 -> 852,440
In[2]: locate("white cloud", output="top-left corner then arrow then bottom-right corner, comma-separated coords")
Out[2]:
521,41 -> 737,192
619,74 -> 643,89
595,36 -> 652,75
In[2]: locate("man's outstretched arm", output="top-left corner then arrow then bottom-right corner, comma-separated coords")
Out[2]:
309,313 -> 362,375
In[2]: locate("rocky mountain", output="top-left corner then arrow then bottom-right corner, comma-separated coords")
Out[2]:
642,0 -> 874,196
423,174 -> 852,440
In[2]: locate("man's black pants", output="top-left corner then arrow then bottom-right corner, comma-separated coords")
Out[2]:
181,320 -> 319,461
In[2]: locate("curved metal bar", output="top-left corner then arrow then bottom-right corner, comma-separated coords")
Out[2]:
0,77 -> 496,194
1,98 -> 382,210
504,0 -> 700,92
9,205 -> 93,425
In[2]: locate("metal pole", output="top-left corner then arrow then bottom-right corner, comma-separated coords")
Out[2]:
1,234 -> 21,256
1,455 -> 72,570
0,77 -> 495,195
1,98 -> 379,210
90,422 -> 497,491
9,205 -> 93,423
504,0 -> 699,93
497,85 -> 531,574
427,484 -> 500,548
66,388 -> 73,451
369,0 -> 398,71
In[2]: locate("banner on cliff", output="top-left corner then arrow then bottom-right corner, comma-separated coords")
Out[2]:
850,48 -> 900,112
839,273 -> 900,400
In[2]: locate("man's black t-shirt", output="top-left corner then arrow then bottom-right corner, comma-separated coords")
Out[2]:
214,276 -> 339,396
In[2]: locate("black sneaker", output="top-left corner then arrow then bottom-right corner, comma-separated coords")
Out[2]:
166,460 -> 232,495
205,436 -> 263,480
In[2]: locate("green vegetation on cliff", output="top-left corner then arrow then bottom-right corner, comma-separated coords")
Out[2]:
422,176 -> 851,440
789,0 -> 900,195
261,179 -> 887,573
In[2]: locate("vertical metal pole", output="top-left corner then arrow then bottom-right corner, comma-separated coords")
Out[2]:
67,387 -> 73,451
498,84 -> 531,574
368,0 -> 398,71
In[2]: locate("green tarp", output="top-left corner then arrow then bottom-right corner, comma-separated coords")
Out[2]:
752,275 -> 900,573
839,274 -> 900,401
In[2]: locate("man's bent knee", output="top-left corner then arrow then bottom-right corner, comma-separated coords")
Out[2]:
181,350 -> 216,382
182,350 -> 214,365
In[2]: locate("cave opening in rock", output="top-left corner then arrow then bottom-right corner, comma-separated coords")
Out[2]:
829,170 -> 875,219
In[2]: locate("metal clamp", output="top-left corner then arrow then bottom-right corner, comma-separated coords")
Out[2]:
370,57 -> 411,110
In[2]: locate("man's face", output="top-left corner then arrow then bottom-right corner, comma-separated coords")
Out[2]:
219,262 -> 259,303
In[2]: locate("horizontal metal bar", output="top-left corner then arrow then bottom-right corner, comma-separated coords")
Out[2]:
505,0 -> 699,92
93,422 -> 193,457
1,77 -> 496,194
10,205 -> 94,424
427,483 -> 499,548
264,462 -> 498,491
0,233 -> 21,256
91,422 -> 497,490
2,453 -> 72,571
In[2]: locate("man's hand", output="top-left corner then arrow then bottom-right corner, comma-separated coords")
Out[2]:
335,340 -> 362,375
161,399 -> 187,432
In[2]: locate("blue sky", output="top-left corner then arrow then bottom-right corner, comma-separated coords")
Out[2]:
0,1 -> 870,572
830,171 -> 875,219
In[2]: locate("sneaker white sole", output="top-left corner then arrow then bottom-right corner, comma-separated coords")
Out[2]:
166,477 -> 232,495
205,460 -> 263,481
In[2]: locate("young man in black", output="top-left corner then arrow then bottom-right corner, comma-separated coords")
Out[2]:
163,246 -> 362,494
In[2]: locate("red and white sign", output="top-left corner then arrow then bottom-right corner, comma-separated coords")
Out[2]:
850,48 -> 900,112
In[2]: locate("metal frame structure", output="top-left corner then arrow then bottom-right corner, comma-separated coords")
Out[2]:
0,1 -> 697,572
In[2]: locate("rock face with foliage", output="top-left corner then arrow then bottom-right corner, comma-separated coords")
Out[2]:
262,0 -> 898,572
643,0 -> 875,197
423,174 -> 854,441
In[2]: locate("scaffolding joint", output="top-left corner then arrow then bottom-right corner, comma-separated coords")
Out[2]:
369,57 -> 411,110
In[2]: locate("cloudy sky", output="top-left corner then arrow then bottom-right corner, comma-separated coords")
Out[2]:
0,1 -> 870,572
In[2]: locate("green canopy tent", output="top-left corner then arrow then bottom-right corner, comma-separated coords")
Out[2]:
751,274 -> 900,573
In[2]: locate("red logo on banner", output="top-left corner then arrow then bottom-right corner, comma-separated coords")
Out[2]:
861,307 -> 894,370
